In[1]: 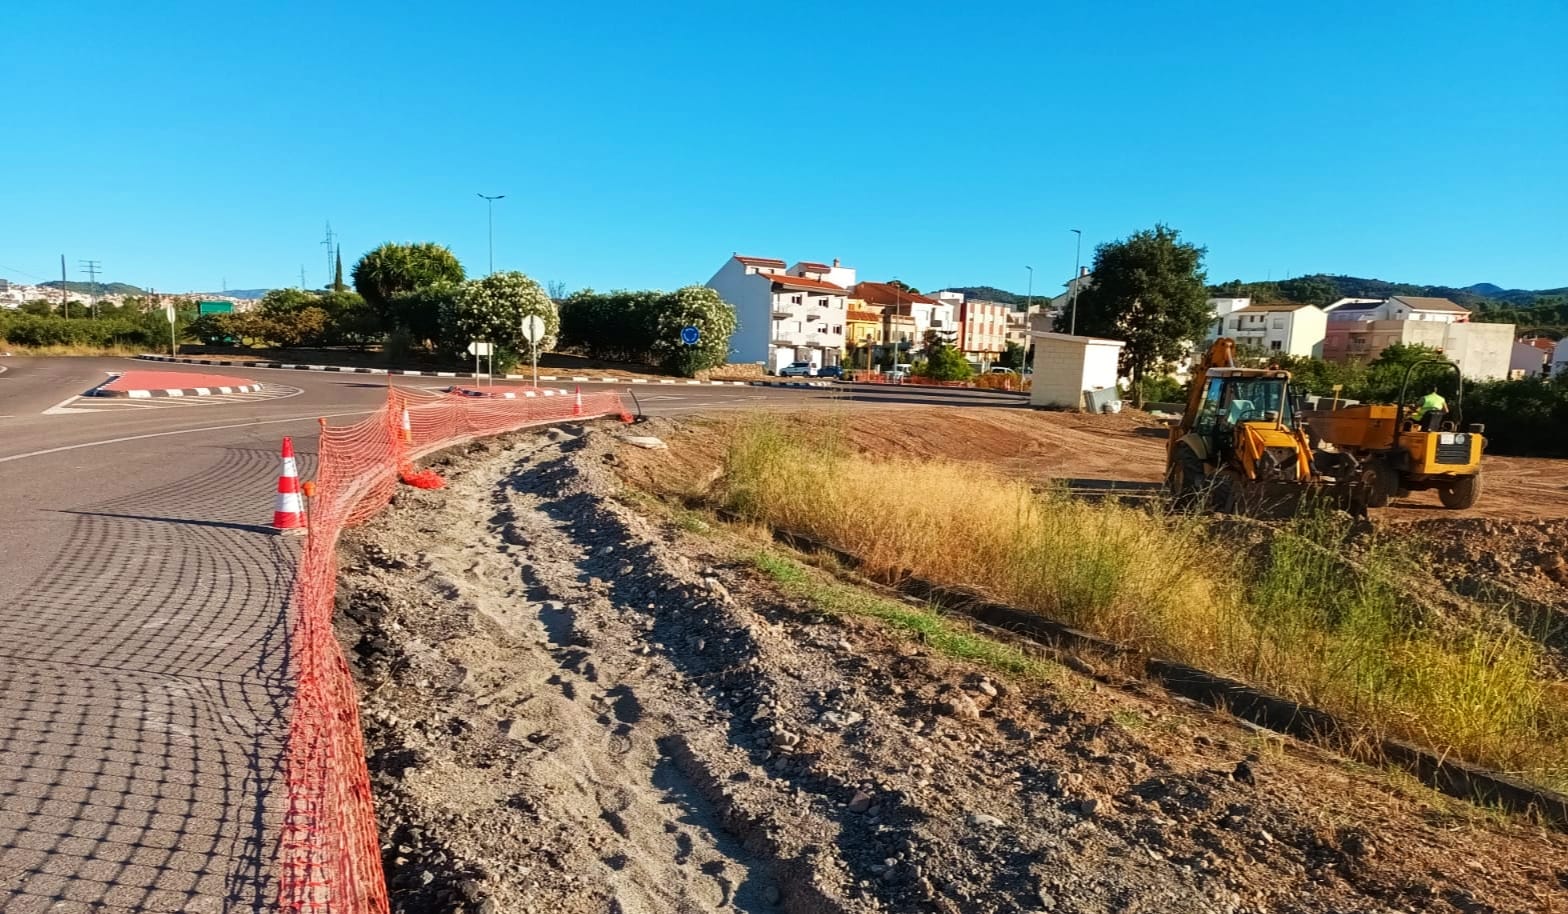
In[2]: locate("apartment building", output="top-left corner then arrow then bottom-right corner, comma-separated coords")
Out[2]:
957,298 -> 1008,363
1320,295 -> 1513,379
1205,299 -> 1328,358
706,255 -> 853,373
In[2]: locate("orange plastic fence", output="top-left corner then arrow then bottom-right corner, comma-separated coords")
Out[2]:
277,385 -> 629,914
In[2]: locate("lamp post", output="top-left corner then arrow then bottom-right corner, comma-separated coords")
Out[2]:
476,193 -> 505,275
1069,229 -> 1082,336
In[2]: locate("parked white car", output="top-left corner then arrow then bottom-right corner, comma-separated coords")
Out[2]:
778,361 -> 816,377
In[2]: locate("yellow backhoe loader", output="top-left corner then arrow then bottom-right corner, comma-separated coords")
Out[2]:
1166,338 -> 1352,514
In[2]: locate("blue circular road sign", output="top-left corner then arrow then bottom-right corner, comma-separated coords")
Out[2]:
681,326 -> 700,345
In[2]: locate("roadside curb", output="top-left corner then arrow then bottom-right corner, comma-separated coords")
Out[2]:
135,354 -> 753,386
749,380 -> 834,389
90,379 -> 262,399
445,386 -> 570,399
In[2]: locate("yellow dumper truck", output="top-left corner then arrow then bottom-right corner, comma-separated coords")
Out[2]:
1302,360 -> 1484,510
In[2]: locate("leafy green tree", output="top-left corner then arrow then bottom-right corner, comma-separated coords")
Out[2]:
351,242 -> 465,322
922,342 -> 973,381
649,286 -> 738,376
1057,224 -> 1210,405
558,289 -> 661,362
1278,276 -> 1338,307
387,280 -> 461,347
1000,340 -> 1026,370
333,245 -> 345,292
439,271 -> 558,366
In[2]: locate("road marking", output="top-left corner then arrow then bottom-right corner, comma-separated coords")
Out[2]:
0,410 -> 375,464
43,383 -> 304,415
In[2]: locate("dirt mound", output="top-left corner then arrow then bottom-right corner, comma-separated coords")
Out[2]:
339,426 -> 1568,913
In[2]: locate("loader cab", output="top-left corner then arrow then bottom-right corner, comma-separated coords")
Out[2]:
1192,370 -> 1293,441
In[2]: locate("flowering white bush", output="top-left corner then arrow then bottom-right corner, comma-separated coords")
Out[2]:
439,271 -> 559,365
649,286 -> 738,376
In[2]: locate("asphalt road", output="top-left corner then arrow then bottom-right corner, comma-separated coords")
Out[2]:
0,356 -> 1026,912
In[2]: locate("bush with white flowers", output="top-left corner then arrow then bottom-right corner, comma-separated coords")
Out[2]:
439,271 -> 559,368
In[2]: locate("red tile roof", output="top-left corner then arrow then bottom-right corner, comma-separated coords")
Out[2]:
765,273 -> 848,293
735,255 -> 786,268
852,281 -> 939,307
846,309 -> 884,322
795,261 -> 832,273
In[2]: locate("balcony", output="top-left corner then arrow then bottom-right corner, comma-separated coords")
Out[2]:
772,304 -> 793,318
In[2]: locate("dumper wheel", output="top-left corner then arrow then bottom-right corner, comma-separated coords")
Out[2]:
1439,473 -> 1482,510
1362,461 -> 1399,509
1166,444 -> 1206,511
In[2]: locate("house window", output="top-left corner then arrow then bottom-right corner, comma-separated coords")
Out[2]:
832,325 -> 842,334
1270,340 -> 1282,351
1272,318 -> 1285,330
791,294 -> 802,305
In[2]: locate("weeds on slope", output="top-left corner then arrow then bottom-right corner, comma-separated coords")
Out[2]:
719,414 -> 1568,791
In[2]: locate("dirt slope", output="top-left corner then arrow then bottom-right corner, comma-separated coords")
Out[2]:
340,426 -> 1568,914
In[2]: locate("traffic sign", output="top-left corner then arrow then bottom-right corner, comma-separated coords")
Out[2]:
521,315 -> 546,345
681,325 -> 700,346
468,341 -> 492,356
164,303 -> 176,324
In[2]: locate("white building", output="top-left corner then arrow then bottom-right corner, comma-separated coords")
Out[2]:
1029,331 -> 1124,410
1326,295 -> 1470,324
1206,300 -> 1328,358
1551,342 -> 1567,379
706,254 -> 852,373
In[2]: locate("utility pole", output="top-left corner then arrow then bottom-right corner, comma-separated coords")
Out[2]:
60,255 -> 69,318
300,265 -> 308,289
477,193 -> 504,275
1069,229 -> 1083,336
320,221 -> 335,290
79,259 -> 102,318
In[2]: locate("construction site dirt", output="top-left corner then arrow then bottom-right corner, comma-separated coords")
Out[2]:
339,420 -> 1568,914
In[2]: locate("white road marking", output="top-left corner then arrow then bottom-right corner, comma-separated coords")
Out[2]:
0,410 -> 375,464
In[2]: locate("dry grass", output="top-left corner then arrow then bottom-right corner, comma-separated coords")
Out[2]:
719,413 -> 1568,791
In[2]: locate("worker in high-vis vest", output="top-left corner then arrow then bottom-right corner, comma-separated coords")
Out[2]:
1411,386 -> 1448,426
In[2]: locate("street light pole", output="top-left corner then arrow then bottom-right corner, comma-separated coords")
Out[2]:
477,193 -> 505,275
1069,229 -> 1083,336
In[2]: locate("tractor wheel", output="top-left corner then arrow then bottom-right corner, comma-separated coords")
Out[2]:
1211,468 -> 1244,515
1166,444 -> 1206,511
1439,473 -> 1482,510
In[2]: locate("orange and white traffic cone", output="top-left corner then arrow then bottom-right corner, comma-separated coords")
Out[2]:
400,406 -> 413,444
272,437 -> 306,534
574,385 -> 583,417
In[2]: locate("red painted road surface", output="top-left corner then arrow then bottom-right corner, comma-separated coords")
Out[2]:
100,370 -> 259,392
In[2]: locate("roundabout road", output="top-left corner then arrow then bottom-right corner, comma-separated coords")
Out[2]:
0,356 -> 1026,912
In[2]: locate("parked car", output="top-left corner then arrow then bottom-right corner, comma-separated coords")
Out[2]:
988,367 -> 1018,375
888,362 -> 914,382
815,365 -> 842,379
778,361 -> 816,377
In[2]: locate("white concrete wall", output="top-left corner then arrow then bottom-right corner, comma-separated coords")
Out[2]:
1511,341 -> 1550,376
1442,321 -> 1514,380
706,258 -> 773,365
1551,343 -> 1567,378
1284,306 -> 1327,358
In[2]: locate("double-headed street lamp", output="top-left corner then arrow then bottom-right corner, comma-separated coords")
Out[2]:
477,193 -> 505,275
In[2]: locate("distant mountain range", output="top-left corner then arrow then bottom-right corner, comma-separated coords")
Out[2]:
40,280 -> 147,296
36,281 -> 271,300
1210,274 -> 1567,311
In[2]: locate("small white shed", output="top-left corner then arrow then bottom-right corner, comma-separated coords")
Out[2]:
1029,332 -> 1125,410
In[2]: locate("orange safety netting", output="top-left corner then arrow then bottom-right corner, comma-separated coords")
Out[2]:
277,385 -> 629,914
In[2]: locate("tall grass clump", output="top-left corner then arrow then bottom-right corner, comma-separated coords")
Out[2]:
718,414 -> 1568,789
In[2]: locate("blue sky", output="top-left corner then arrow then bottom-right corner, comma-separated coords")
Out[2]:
1,0 -> 1564,296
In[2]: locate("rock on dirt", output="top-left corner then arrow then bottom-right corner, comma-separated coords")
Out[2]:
338,425 -> 1568,914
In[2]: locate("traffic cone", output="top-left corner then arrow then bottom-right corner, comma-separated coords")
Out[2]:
272,437 -> 306,534
400,406 -> 413,444
574,385 -> 583,416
